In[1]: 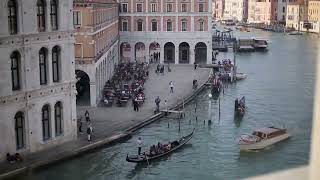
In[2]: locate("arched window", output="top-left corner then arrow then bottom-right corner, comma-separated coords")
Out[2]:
54,102 -> 62,136
42,105 -> 51,141
8,0 -> 18,35
39,48 -> 48,85
37,0 -> 46,32
15,112 -> 25,149
50,0 -> 58,30
52,46 -> 60,82
11,51 -> 21,90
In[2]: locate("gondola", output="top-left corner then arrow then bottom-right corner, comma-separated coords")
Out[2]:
235,96 -> 245,116
126,128 -> 195,163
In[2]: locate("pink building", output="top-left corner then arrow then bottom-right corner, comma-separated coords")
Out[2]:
214,0 -> 225,20
118,0 -> 213,64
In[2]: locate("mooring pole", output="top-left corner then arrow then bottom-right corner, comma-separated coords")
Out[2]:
219,97 -> 221,120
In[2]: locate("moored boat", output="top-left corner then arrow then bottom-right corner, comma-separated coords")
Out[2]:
288,31 -> 304,35
252,39 -> 268,50
238,127 -> 290,151
126,128 -> 195,163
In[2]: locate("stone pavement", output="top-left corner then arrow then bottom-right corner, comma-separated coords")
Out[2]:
76,64 -> 211,140
0,64 -> 210,178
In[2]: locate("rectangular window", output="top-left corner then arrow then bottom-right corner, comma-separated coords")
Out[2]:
199,21 -> 204,31
283,7 -> 285,13
198,3 -> 204,12
151,3 -> 157,12
73,11 -> 81,26
182,3 -> 187,12
182,21 -> 187,31
137,21 -> 143,31
137,3 -> 142,12
122,3 -> 128,12
122,21 -> 128,31
167,3 -> 173,12
167,21 -> 172,31
152,21 -> 157,31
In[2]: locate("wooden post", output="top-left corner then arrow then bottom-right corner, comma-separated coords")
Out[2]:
179,119 -> 181,132
219,97 -> 221,120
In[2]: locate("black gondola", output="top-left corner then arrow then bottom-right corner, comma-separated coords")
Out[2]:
126,128 -> 195,163
235,96 -> 246,116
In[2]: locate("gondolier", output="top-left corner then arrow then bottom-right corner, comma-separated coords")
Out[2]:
137,137 -> 143,155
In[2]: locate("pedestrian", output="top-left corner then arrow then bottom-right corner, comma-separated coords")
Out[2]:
194,62 -> 198,70
85,110 -> 90,122
78,117 -> 83,134
87,124 -> 93,141
155,96 -> 161,112
169,81 -> 174,93
137,137 -> 143,155
133,97 -> 139,111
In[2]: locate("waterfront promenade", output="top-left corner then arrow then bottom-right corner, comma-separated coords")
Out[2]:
0,64 -> 210,178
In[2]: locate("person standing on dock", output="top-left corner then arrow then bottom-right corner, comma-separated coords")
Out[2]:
194,62 -> 198,70
155,96 -> 161,113
169,81 -> 174,93
137,137 -> 143,155
85,110 -> 90,122
87,124 -> 93,141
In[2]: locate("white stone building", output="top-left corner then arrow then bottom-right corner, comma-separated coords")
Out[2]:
223,0 -> 247,22
0,0 -> 77,160
276,0 -> 287,23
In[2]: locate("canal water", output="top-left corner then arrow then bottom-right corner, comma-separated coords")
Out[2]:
17,30 -> 319,180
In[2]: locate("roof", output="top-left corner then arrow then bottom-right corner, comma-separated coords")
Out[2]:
254,127 -> 281,135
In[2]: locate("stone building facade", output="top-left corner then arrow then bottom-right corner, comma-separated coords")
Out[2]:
223,0 -> 248,22
73,0 -> 119,107
118,0 -> 213,65
0,0 -> 77,160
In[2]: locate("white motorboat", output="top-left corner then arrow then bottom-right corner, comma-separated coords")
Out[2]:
288,31 -> 304,35
238,126 -> 290,151
236,73 -> 247,80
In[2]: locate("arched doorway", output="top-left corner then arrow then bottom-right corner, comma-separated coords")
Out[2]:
75,70 -> 90,106
179,42 -> 190,64
120,42 -> 131,63
149,42 -> 160,64
195,42 -> 207,64
134,42 -> 145,62
164,42 -> 175,64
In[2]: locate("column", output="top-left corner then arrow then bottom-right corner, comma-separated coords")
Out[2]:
131,16 -> 134,32
176,16 -> 179,31
207,43 -> 212,64
146,43 -> 150,62
190,47 -> 195,64
175,45 -> 179,64
161,0 -> 163,12
90,82 -> 97,107
160,45 -> 164,64
146,16 -> 149,31
191,0 -> 194,12
146,0 -> 149,12
191,16 -> 195,32
131,42 -> 135,61
161,17 -> 164,31
47,48 -> 53,85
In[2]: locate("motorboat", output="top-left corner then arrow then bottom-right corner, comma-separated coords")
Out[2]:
288,31 -> 304,35
235,73 -> 248,80
238,126 -> 290,151
252,39 -> 268,50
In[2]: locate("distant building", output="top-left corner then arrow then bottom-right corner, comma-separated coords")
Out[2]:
286,1 -> 307,30
276,0 -> 288,24
118,0 -> 213,65
214,0 -> 225,20
305,0 -> 320,33
0,0 -> 77,160
248,0 -> 273,24
73,0 -> 119,107
224,0 -> 248,22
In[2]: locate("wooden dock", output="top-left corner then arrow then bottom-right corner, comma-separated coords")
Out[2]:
160,110 -> 185,118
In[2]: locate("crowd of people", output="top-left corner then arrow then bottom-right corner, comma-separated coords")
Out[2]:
6,153 -> 23,164
150,51 -> 160,63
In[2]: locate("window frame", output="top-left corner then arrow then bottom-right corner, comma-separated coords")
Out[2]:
151,3 -> 157,12
181,3 -> 187,12
151,20 -> 157,31
199,20 -> 204,31
39,48 -> 48,85
167,20 -> 172,31
11,51 -> 21,91
198,3 -> 204,12
73,11 -> 81,26
50,0 -> 58,30
137,20 -> 143,31
52,46 -> 60,83
122,20 -> 128,31
37,0 -> 46,32
136,3 -> 143,12
54,102 -> 63,136
8,0 -> 18,35
15,111 -> 25,150
122,3 -> 128,13
42,105 -> 51,141
166,3 -> 173,12
181,20 -> 187,31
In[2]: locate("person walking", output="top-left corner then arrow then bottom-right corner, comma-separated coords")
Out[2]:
169,81 -> 174,93
155,96 -> 161,113
194,62 -> 198,70
87,124 -> 93,141
137,137 -> 143,155
78,117 -> 83,134
133,97 -> 139,111
85,110 -> 90,122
